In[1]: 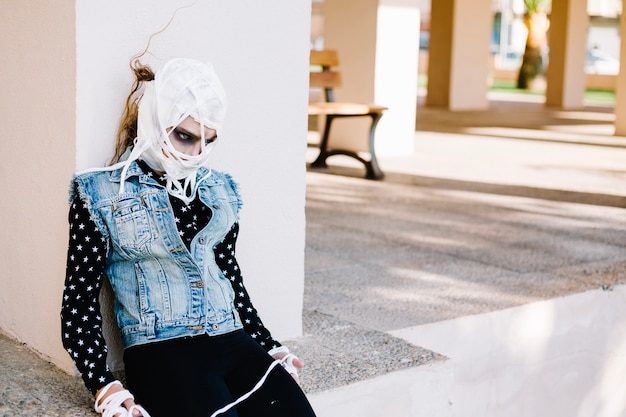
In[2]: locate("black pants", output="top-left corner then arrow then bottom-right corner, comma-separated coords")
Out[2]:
124,330 -> 317,417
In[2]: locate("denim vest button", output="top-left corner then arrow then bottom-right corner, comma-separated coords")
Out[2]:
212,204 -> 220,210
199,237 -> 206,245
212,323 -> 219,331
191,280 -> 204,288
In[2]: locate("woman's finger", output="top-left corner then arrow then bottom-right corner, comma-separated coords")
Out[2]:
292,357 -> 305,369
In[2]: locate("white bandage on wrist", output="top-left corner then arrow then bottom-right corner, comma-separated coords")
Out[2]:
94,380 -> 151,417
268,346 -> 299,376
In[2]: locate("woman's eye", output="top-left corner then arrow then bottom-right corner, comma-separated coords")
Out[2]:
205,136 -> 218,145
173,129 -> 195,142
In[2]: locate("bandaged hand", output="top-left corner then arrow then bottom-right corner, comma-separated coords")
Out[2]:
268,346 -> 304,384
95,380 -> 150,417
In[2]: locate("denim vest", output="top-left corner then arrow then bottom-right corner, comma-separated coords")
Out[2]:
70,161 -> 244,348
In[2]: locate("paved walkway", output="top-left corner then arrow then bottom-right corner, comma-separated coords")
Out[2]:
3,93 -> 626,416
304,93 -> 626,328
300,92 -> 626,391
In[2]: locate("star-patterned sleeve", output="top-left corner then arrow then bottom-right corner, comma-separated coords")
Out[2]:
214,223 -> 281,352
60,194 -> 116,395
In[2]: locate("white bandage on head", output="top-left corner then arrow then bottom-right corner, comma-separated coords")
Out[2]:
120,57 -> 228,203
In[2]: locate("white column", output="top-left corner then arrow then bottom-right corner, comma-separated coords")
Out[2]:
426,0 -> 492,110
545,0 -> 588,108
0,0 -> 77,372
375,0 -> 421,156
614,0 -> 626,135
448,0 -> 493,110
0,0 -> 312,373
77,0 -> 312,371
323,0 -> 419,157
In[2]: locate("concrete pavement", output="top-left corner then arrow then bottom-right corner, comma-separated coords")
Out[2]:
302,92 -> 626,416
304,92 -> 626,332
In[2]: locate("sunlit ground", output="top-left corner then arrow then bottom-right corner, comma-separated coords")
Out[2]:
416,75 -> 617,107
489,78 -> 616,106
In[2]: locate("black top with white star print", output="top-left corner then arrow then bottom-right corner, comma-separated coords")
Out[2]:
61,161 -> 280,395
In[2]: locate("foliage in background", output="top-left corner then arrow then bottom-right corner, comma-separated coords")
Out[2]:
523,0 -> 550,14
490,79 -> 615,106
517,0 -> 552,90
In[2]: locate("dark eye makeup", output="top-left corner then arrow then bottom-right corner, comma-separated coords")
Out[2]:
172,129 -> 217,145
172,129 -> 197,143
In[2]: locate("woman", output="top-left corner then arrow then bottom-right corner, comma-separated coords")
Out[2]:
61,57 -> 317,417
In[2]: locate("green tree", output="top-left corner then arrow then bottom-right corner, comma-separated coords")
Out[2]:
517,0 -> 551,89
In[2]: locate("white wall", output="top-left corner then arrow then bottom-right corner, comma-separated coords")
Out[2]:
0,0 -> 312,374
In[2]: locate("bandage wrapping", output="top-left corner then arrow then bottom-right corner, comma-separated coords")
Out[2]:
135,58 -> 227,203
78,58 -> 228,204
268,345 -> 300,376
94,380 -> 151,417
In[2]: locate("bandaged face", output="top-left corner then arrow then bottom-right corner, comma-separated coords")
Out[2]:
138,58 -> 226,169
128,58 -> 227,203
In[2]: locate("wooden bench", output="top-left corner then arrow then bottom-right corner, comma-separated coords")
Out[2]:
308,49 -> 387,180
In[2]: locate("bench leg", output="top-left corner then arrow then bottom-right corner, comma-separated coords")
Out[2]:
364,113 -> 384,180
310,115 -> 334,169
310,113 -> 385,180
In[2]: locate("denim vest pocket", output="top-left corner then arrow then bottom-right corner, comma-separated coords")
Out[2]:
111,197 -> 154,257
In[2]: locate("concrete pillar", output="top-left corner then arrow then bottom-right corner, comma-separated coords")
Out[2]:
375,0 -> 420,156
545,0 -> 588,109
426,0 -> 492,110
614,0 -> 626,136
0,0 -> 76,371
425,0 -> 454,108
0,0 -> 311,374
323,0 -> 419,157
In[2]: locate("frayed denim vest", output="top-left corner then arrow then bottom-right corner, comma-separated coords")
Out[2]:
70,161 -> 243,348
